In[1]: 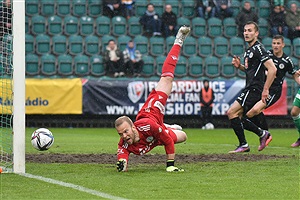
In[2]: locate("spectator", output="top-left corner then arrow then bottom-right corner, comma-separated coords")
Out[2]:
200,79 -> 215,129
196,0 -> 217,19
121,0 -> 135,19
103,0 -> 126,18
285,2 -> 300,40
215,0 -> 233,20
269,6 -> 289,38
103,39 -> 125,77
271,0 -> 285,11
139,3 -> 162,37
123,40 -> 144,77
235,1 -> 258,37
161,4 -> 178,37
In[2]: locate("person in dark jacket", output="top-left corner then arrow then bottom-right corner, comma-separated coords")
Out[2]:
269,5 -> 288,38
196,0 -> 217,19
161,4 -> 178,37
139,3 -> 162,37
103,0 -> 126,18
215,0 -> 233,20
235,1 -> 258,37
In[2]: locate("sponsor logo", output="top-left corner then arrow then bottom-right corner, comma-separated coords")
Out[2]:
279,63 -> 284,69
127,81 -> 144,103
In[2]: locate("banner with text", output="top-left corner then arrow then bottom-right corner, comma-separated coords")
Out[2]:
83,79 -> 288,116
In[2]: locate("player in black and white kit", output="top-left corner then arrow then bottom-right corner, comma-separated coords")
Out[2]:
242,35 -> 300,135
228,21 -> 277,153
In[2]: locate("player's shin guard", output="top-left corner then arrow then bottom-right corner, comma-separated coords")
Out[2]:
161,45 -> 181,78
292,114 -> 300,135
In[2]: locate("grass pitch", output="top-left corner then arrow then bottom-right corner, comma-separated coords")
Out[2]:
1,128 -> 299,199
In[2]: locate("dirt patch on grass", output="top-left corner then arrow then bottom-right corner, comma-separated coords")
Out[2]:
26,153 -> 293,164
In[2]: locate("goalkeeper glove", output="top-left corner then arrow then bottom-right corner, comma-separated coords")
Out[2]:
166,159 -> 184,172
116,159 -> 127,172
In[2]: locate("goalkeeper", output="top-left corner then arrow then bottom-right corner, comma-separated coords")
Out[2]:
114,26 -> 190,172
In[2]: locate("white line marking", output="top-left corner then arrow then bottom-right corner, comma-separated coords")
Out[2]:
19,173 -> 128,200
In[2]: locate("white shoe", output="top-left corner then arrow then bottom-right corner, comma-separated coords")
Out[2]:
114,72 -> 119,77
164,123 -> 182,130
174,26 -> 191,46
119,72 -> 125,77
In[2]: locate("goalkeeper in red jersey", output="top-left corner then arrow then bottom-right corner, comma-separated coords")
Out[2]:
115,26 -> 190,172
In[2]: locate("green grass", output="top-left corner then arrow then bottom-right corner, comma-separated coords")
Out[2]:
1,128 -> 299,199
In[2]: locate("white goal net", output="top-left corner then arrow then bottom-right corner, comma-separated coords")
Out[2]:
0,0 -> 25,173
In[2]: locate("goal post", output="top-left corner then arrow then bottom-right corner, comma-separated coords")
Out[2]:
12,0 -> 25,173
0,0 -> 25,173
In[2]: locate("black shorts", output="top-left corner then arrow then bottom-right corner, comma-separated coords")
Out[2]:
266,89 -> 282,108
236,88 -> 262,114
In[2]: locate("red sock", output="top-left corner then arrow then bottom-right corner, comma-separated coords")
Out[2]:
161,44 -> 181,78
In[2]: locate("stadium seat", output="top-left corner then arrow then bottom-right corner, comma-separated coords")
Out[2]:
213,36 -> 228,57
72,0 -> 87,17
85,35 -> 100,56
223,17 -> 237,38
96,16 -> 111,36
111,16 -> 127,36
191,17 -> 207,38
47,15 -> 62,35
177,17 -> 191,28
52,34 -> 67,55
149,0 -> 164,15
229,36 -> 245,57
290,56 -> 299,70
57,54 -> 73,76
181,0 -> 196,18
68,35 -> 84,55
141,55 -> 155,77
256,0 -> 270,18
258,18 -> 269,37
165,0 -> 180,16
128,16 -> 142,36
57,0 -> 71,16
25,34 -> 35,54
31,15 -> 46,35
207,17 -> 222,38
25,16 -> 29,34
175,56 -> 188,77
262,37 -> 272,51
283,37 -> 292,56
198,36 -> 213,57
25,0 -> 39,16
204,56 -> 220,78
156,55 -> 167,76
35,34 -> 51,55
63,15 -> 79,36
26,53 -> 39,75
41,54 -> 56,76
101,35 -> 116,53
135,0 -> 148,17
117,35 -> 131,51
79,16 -> 94,36
133,35 -> 149,55
231,0 -> 241,17
221,56 -> 236,78
40,0 -> 56,16
293,37 -> 300,58
166,36 -> 175,53
182,36 -> 197,57
88,0 -> 102,17
90,55 -> 105,76
188,56 -> 203,78
149,37 -> 165,56
74,54 -> 90,76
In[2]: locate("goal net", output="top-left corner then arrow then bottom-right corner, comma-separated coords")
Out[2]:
0,0 -> 25,173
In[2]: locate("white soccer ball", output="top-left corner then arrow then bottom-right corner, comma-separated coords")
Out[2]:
205,123 -> 215,130
31,128 -> 54,151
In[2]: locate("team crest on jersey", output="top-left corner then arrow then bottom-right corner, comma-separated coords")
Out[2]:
146,136 -> 154,142
279,63 -> 284,69
127,81 -> 144,103
249,52 -> 253,58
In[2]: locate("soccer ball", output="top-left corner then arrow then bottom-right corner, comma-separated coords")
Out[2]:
31,128 -> 54,151
205,123 -> 215,130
